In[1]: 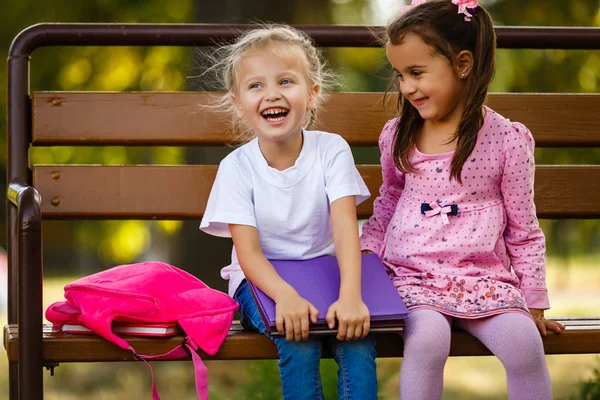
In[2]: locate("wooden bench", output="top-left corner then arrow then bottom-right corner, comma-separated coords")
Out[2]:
5,23 -> 600,400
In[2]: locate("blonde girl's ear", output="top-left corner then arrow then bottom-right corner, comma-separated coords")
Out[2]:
307,83 -> 321,109
455,50 -> 474,79
231,93 -> 245,118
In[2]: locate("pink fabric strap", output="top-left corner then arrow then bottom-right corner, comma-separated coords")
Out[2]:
424,202 -> 453,225
129,338 -> 208,400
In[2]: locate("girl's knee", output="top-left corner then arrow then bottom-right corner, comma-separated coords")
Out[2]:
403,334 -> 451,365
405,318 -> 451,352
277,338 -> 322,365
491,319 -> 547,369
499,334 -> 546,369
335,336 -> 377,363
403,312 -> 452,363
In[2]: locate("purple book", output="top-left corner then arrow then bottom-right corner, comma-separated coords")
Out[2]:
248,253 -> 408,336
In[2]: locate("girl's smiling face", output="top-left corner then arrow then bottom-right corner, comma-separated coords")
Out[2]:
232,43 -> 319,147
386,33 -> 466,125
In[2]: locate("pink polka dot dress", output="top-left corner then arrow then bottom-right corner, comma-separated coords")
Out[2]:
360,107 -> 549,319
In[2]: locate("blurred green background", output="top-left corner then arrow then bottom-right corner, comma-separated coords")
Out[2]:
1,0 -> 599,399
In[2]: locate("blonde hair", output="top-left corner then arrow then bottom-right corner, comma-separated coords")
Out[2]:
206,24 -> 334,143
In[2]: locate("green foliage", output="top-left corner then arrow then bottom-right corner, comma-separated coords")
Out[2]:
1,0 -> 195,257
321,359 -> 340,399
240,361 -> 283,399
238,359 -> 340,399
566,360 -> 600,400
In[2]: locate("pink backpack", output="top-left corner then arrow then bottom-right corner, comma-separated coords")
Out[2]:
46,261 -> 239,400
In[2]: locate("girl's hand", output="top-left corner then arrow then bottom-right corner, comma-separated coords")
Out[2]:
530,308 -> 565,336
275,288 -> 319,342
325,297 -> 371,341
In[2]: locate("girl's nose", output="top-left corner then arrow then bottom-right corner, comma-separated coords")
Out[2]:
265,87 -> 282,101
400,79 -> 417,96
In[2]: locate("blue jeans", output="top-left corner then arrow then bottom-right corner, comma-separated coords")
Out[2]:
234,281 -> 378,400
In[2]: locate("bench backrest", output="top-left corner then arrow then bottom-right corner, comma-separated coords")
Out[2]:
30,91 -> 600,220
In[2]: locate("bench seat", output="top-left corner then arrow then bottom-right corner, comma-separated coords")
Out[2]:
5,318 -> 600,363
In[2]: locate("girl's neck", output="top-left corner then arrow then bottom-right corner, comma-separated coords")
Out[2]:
257,131 -> 304,171
417,110 -> 463,155
416,125 -> 457,155
424,101 -> 466,135
417,106 -> 486,155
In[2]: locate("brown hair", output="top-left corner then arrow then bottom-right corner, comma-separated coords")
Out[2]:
386,0 -> 496,183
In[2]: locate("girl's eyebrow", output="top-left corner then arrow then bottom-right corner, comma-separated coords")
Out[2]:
394,64 -> 426,73
240,70 -> 300,83
240,75 -> 262,84
277,70 -> 300,78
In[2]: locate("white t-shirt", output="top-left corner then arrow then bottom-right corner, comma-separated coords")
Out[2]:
200,130 -> 370,297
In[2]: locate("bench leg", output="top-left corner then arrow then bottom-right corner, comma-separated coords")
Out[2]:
9,362 -> 18,400
8,360 -> 44,400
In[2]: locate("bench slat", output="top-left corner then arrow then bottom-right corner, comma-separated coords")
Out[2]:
33,165 -> 600,219
4,321 -> 600,362
32,93 -> 600,147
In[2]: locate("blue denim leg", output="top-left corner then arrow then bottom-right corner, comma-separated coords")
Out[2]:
234,281 -> 324,400
326,335 -> 378,400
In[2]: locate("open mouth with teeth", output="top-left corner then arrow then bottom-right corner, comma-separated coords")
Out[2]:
413,97 -> 429,107
261,107 -> 289,123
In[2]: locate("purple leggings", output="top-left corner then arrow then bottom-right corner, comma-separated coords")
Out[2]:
400,309 -> 552,400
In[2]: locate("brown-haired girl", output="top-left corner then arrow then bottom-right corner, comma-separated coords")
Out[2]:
360,1 -> 564,398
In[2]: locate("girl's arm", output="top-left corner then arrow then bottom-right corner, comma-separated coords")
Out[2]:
325,195 -> 371,341
501,122 -> 563,334
360,119 -> 405,255
230,224 -> 319,342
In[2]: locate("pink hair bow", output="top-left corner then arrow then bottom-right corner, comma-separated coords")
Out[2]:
424,202 -> 453,225
399,0 -> 427,16
451,0 -> 479,21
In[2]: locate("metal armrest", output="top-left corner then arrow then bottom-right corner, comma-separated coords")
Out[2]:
6,182 -> 43,397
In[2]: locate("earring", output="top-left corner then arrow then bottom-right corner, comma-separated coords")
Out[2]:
461,73 -> 465,77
